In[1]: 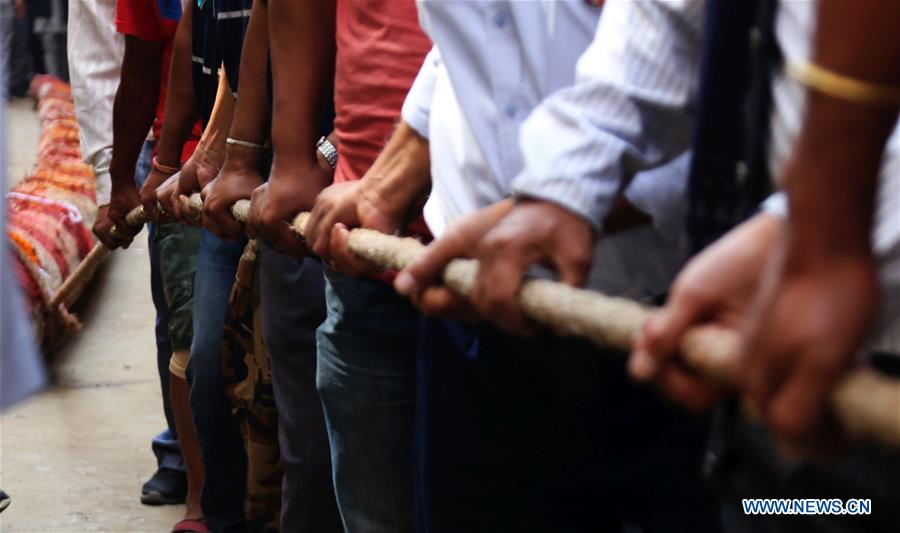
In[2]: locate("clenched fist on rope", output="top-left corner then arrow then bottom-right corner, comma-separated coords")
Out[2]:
167,146 -> 223,226
244,160 -> 329,257
200,152 -> 264,241
75,185 -> 900,449
395,199 -> 514,321
630,214 -> 777,412
138,156 -> 180,223
104,180 -> 143,249
397,200 -> 595,333
305,122 -> 431,277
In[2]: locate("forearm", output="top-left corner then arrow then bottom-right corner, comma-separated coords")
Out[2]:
224,0 -> 269,172
154,1 -> 199,168
109,37 -> 163,190
784,0 -> 900,260
784,101 -> 891,258
268,0 -> 336,183
198,69 -> 237,168
362,121 -> 431,210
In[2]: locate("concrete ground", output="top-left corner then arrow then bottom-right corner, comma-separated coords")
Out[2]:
6,98 -> 39,186
2,99 -> 183,530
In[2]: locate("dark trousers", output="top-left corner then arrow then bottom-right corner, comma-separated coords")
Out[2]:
259,247 -> 342,532
188,230 -> 248,533
316,268 -> 418,532
136,142 -> 185,473
712,354 -> 900,533
416,318 -> 721,533
7,14 -> 31,96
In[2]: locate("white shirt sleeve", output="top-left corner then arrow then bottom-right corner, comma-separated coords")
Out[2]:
67,0 -> 124,206
512,0 -> 705,230
401,45 -> 441,140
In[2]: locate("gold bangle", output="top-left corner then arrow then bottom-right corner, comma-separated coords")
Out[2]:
786,60 -> 900,107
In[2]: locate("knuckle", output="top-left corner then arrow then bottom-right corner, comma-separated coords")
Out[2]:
683,394 -> 709,413
771,412 -> 805,440
640,325 -> 665,352
674,282 -> 708,309
260,211 -> 279,228
481,230 -> 514,252
482,292 -> 510,317
566,251 -> 592,276
420,296 -> 446,318
440,229 -> 467,255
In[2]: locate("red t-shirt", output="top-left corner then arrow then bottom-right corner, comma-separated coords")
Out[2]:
333,0 -> 432,240
115,0 -> 201,163
333,0 -> 431,184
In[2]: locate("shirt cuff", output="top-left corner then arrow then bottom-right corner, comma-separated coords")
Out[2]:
511,173 -> 617,232
401,47 -> 441,140
511,91 -> 622,232
622,152 -> 690,245
401,98 -> 429,140
761,192 -> 788,220
95,171 -> 112,206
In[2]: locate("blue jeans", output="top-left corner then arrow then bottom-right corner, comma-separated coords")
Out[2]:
135,141 -> 185,473
416,318 -> 721,533
316,267 -> 419,532
259,247 -> 342,532
187,229 -> 248,533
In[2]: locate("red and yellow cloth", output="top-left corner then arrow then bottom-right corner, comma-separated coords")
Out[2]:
6,76 -> 98,334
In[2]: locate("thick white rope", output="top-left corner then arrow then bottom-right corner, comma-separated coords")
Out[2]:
57,194 -> 900,446
220,195 -> 900,447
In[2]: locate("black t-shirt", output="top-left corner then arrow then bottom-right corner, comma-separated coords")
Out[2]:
191,0 -> 252,125
193,0 -> 334,180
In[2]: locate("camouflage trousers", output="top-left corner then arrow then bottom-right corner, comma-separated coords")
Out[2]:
222,239 -> 281,532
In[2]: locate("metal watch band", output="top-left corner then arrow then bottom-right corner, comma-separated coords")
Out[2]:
317,136 -> 338,169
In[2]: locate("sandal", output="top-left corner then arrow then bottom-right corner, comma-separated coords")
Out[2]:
172,518 -> 208,533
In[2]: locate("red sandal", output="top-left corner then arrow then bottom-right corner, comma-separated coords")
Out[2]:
172,518 -> 208,533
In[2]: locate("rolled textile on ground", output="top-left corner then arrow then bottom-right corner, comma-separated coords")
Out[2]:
5,76 -> 100,346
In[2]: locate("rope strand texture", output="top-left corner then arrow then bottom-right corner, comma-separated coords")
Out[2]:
66,193 -> 900,447
221,194 -> 900,446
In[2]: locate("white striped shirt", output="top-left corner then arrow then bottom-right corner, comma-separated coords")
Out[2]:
403,0 -> 688,301
514,0 -> 704,231
517,0 -> 900,352
67,0 -> 124,207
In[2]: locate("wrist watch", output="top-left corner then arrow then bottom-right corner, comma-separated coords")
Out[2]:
317,136 -> 338,169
